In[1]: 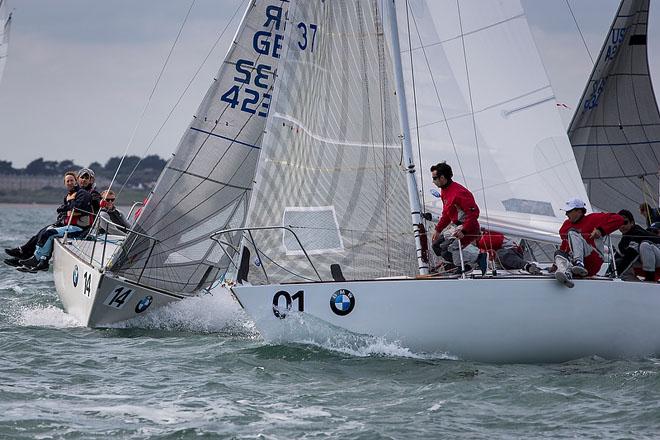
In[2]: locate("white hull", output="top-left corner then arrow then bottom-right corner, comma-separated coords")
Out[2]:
53,238 -> 183,327
232,277 -> 660,363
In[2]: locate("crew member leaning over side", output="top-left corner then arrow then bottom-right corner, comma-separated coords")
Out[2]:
18,174 -> 93,272
554,198 -> 624,288
4,171 -> 78,267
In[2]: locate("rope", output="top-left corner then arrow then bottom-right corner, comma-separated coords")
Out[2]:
107,0 -> 197,199
456,1 -> 491,233
116,0 -> 244,198
407,7 -> 467,183
565,0 -> 595,65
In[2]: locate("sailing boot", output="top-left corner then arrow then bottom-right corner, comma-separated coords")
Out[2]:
554,252 -> 574,288
476,252 -> 488,276
4,247 -> 25,259
4,257 -> 22,267
644,271 -> 657,282
571,260 -> 588,278
17,257 -> 49,273
18,256 -> 39,268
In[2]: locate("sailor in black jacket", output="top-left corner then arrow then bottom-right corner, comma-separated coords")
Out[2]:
617,209 -> 660,282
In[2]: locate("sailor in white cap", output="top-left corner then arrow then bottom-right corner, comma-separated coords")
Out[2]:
554,198 -> 625,288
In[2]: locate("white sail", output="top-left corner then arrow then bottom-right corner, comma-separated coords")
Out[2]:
568,0 -> 660,219
110,0 -> 291,293
399,0 -> 589,240
243,0 -> 416,283
0,0 -> 11,84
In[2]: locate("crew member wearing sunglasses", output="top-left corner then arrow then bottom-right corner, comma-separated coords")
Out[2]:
98,190 -> 131,235
617,209 -> 660,282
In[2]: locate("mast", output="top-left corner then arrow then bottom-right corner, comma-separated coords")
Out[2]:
385,0 -> 428,275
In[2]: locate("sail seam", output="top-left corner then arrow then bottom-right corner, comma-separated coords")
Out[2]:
189,127 -> 262,149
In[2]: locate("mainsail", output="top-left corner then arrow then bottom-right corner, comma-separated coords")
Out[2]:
110,0 -> 290,293
400,0 -> 589,242
568,0 -> 660,219
243,0 -> 416,283
0,0 -> 11,84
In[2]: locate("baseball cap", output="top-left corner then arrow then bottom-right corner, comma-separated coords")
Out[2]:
77,168 -> 95,178
562,197 -> 586,212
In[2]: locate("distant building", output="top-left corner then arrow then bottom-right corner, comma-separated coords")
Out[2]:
0,174 -> 110,191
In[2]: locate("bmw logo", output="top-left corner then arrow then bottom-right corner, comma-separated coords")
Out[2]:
330,289 -> 355,316
135,295 -> 153,314
72,265 -> 79,287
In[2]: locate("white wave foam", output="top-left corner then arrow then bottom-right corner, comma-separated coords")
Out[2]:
0,278 -> 25,294
257,311 -> 447,359
112,288 -> 258,336
16,305 -> 82,328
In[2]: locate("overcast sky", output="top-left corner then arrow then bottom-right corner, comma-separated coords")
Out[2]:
0,0 -> 655,168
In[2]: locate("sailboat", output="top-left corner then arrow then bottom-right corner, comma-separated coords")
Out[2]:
224,0 -> 660,363
568,0 -> 660,219
52,1 -> 290,326
0,0 -> 11,85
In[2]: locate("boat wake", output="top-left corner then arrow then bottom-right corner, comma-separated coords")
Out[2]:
15,304 -> 82,328
110,289 -> 258,337
256,311 -> 457,360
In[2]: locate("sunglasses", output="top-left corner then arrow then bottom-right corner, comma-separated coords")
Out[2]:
106,198 -> 116,202
80,174 -> 90,179
432,175 -> 442,181
623,220 -> 631,225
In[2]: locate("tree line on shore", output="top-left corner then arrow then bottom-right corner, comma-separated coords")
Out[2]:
0,155 -> 166,187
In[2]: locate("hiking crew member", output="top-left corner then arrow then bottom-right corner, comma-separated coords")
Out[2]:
4,171 -> 79,267
554,198 -> 624,288
17,173 -> 93,272
78,168 -> 102,215
617,209 -> 660,282
430,162 -> 480,270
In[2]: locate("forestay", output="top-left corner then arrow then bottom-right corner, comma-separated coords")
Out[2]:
399,0 -> 589,242
243,0 -> 416,284
110,0 -> 290,293
568,0 -> 660,220
0,0 -> 11,84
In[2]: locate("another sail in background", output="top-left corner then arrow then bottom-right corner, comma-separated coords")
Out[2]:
399,0 -> 589,243
244,0 -> 416,283
568,0 -> 660,220
0,0 -> 11,85
110,1 -> 290,293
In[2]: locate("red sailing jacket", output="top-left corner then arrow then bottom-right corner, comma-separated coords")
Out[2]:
435,181 -> 480,244
559,212 -> 624,276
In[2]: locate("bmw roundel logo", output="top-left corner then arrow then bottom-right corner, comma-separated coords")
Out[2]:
72,265 -> 79,287
135,295 -> 153,314
330,289 -> 355,316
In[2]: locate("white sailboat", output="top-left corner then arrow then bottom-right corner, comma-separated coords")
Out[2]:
568,0 -> 660,219
224,0 -> 660,363
0,0 -> 11,85
52,0 -> 291,326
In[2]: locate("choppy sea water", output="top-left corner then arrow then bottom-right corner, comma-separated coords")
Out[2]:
2,205 -> 660,439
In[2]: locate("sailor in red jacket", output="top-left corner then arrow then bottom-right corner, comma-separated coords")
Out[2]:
554,197 -> 624,288
430,162 -> 480,246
